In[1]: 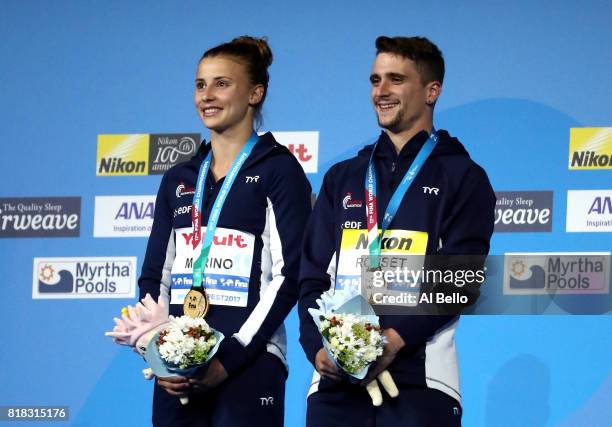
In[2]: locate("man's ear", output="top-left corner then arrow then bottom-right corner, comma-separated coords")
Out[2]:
426,81 -> 442,106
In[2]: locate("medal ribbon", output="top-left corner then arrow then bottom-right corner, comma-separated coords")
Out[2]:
365,130 -> 439,268
191,132 -> 258,289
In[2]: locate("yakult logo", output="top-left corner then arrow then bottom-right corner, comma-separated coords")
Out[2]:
181,232 -> 248,248
266,131 -> 319,173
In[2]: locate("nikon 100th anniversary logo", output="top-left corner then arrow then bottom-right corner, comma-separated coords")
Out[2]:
568,127 -> 612,170
97,134 -> 199,176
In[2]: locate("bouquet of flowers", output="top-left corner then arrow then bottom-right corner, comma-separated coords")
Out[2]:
309,290 -> 399,406
319,312 -> 383,375
105,294 -> 224,405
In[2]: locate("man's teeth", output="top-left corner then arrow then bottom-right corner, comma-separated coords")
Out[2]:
378,103 -> 397,110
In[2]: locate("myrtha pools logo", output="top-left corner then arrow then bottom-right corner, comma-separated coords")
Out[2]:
503,253 -> 610,295
33,257 -> 136,299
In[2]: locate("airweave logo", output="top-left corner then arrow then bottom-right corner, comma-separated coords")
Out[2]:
33,257 -> 136,299
97,133 -> 201,176
94,195 -> 156,237
503,252 -> 610,295
149,134 -> 199,174
0,197 -> 81,238
494,191 -> 553,232
568,127 -> 612,170
566,190 -> 612,232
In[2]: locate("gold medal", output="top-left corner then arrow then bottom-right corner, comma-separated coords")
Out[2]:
183,288 -> 209,319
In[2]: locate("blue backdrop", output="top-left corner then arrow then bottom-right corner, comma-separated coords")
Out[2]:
1,1 -> 610,426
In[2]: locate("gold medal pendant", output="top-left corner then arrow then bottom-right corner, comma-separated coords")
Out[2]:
183,288 -> 210,319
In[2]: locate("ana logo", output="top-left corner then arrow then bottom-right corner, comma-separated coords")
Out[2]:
588,196 -> 612,214
423,186 -> 439,195
115,202 -> 154,220
97,134 -> 149,176
568,127 -> 612,170
176,183 -> 195,198
342,193 -> 363,209
246,176 -> 260,183
33,257 -> 137,299
149,134 -> 199,175
566,190 -> 612,232
269,131 -> 319,173
94,196 -> 155,238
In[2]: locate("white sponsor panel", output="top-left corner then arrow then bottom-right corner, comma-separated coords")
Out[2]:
33,257 -> 137,299
94,195 -> 156,237
566,190 -> 612,232
265,131 -> 319,174
170,227 -> 254,307
503,252 -> 610,295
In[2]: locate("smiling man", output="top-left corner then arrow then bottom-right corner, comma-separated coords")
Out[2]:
298,36 -> 496,426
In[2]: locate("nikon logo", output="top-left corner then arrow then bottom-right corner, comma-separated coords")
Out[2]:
355,233 -> 413,251
98,158 -> 146,174
97,134 -> 149,176
568,128 -> 612,170
570,151 -> 612,168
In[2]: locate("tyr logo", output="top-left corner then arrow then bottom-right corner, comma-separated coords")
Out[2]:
260,397 -> 274,406
246,176 -> 260,183
423,186 -> 439,195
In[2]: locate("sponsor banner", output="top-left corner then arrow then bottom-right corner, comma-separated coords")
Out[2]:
0,197 -> 80,238
494,191 -> 553,232
97,133 -> 200,176
266,131 -> 319,173
170,227 -> 255,307
567,190 -> 612,232
33,257 -> 137,299
148,134 -> 199,175
503,252 -> 610,295
94,195 -> 156,237
568,127 -> 612,170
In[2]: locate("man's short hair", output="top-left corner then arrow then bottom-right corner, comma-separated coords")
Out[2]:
375,36 -> 445,85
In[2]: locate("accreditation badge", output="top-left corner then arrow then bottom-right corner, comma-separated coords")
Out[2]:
170,227 -> 255,307
336,228 -> 428,306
